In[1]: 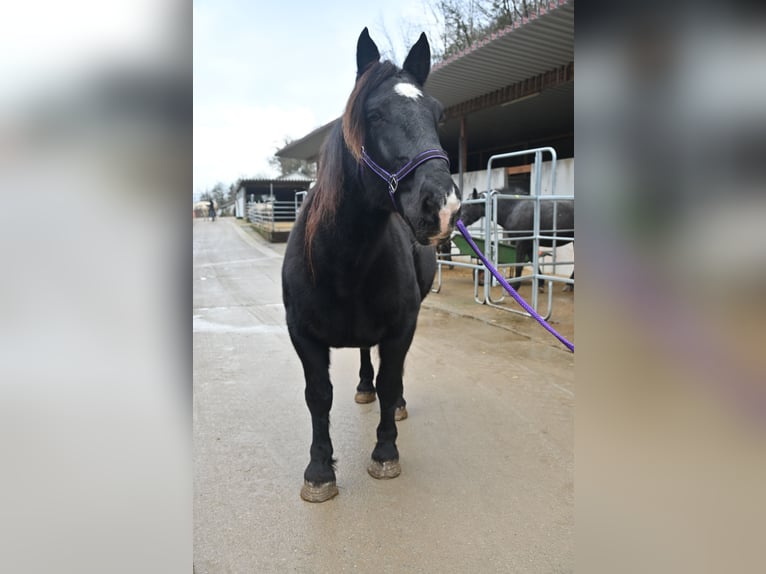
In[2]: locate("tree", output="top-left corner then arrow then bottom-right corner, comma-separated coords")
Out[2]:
211,182 -> 226,205
200,182 -> 226,206
437,0 -> 484,59
420,0 -> 543,62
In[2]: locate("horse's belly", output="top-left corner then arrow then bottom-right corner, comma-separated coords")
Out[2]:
319,309 -> 386,349
307,296 -> 415,349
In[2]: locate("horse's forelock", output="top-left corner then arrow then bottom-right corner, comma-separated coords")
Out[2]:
342,61 -> 398,162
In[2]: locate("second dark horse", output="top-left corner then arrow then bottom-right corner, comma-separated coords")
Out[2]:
460,188 -> 574,289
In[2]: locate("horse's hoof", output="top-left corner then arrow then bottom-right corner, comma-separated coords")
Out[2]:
367,459 -> 401,479
395,405 -> 408,421
354,391 -> 376,404
300,480 -> 338,502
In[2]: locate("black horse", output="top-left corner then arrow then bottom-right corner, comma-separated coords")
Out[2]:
460,188 -> 573,289
282,29 -> 460,502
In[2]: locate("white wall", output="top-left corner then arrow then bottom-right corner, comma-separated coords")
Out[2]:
452,157 -> 574,196
452,167 -> 507,194
533,157 -> 574,196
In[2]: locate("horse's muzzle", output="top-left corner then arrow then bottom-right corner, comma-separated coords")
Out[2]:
430,186 -> 461,243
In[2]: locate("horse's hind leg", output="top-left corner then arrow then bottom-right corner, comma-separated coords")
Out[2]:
355,348 -> 408,421
290,332 -> 338,502
515,241 -> 536,289
367,329 -> 414,480
354,348 -> 376,404
394,393 -> 408,422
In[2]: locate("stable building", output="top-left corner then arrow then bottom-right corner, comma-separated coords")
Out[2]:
234,175 -> 314,219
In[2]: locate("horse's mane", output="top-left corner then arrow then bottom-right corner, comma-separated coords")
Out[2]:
304,60 -> 399,274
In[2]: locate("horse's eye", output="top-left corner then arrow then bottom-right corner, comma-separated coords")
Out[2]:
368,110 -> 383,123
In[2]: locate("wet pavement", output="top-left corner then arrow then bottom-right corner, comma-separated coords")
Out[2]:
193,218 -> 574,573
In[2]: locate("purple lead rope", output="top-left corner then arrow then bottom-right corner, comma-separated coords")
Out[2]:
456,219 -> 575,353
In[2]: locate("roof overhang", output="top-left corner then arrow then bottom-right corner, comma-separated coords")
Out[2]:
275,119 -> 337,162
235,178 -> 314,192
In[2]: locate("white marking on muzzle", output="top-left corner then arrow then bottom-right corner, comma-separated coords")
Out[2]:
394,82 -> 422,100
438,189 -> 461,237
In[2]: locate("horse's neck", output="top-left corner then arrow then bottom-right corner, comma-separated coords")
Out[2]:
331,182 -> 390,248
312,145 -> 392,258
307,189 -> 390,288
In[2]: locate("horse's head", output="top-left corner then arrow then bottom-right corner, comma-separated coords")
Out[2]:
458,185 -> 531,227
458,188 -> 487,227
345,28 -> 460,245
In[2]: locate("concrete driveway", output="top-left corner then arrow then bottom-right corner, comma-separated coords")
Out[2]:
193,217 -> 573,573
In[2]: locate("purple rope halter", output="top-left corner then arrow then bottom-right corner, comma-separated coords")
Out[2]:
361,146 -> 450,208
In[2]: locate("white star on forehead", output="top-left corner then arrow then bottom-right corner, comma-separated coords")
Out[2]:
394,82 -> 423,100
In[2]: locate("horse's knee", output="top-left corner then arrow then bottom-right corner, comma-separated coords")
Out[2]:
375,381 -> 402,410
305,384 -> 333,413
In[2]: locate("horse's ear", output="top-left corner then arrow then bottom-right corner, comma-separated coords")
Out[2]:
472,188 -> 478,199
403,32 -> 431,86
356,27 -> 380,78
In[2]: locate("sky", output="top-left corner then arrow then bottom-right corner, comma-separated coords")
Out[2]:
193,0 -> 440,197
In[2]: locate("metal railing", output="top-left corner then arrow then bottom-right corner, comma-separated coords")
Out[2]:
295,191 -> 307,218
435,146 -> 574,320
484,147 -> 573,319
246,200 -> 297,232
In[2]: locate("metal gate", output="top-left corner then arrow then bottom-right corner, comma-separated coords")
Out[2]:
436,146 -> 574,320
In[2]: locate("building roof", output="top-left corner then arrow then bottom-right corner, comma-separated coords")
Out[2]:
275,119 -> 337,163
278,171 -> 314,181
277,0 -> 573,169
427,0 -> 573,109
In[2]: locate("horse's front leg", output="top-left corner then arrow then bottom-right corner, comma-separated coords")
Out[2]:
367,328 -> 414,479
289,331 -> 337,502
